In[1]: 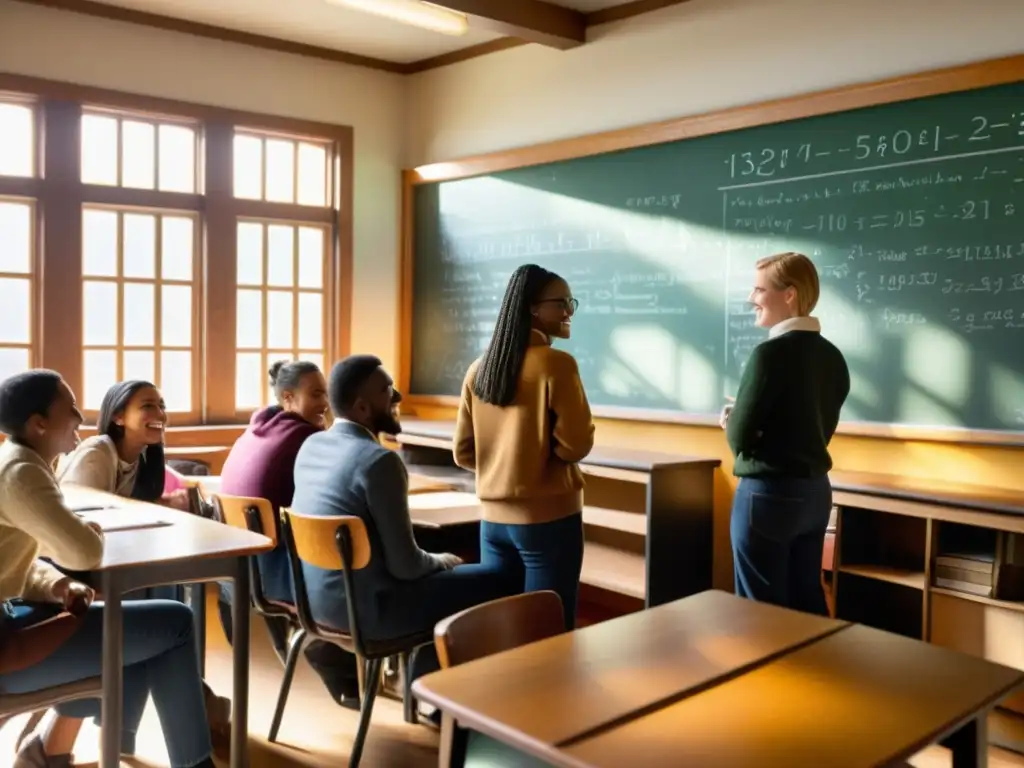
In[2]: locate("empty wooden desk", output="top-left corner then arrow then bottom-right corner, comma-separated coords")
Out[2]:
562,623 -> 1023,768
408,490 -> 481,528
408,473 -> 457,495
413,590 -> 845,752
63,485 -> 273,768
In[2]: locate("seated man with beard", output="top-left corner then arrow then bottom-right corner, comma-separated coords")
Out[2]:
291,355 -> 508,678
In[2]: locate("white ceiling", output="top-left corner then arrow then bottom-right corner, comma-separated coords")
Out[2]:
86,0 -> 630,64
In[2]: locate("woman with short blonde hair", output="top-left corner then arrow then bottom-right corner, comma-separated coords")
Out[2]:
722,252 -> 850,614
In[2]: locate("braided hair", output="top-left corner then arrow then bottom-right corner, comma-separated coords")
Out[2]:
473,264 -> 560,407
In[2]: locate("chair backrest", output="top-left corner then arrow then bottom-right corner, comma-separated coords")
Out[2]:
211,494 -> 281,615
213,494 -> 278,546
281,509 -> 371,571
434,590 -> 565,669
279,509 -> 373,651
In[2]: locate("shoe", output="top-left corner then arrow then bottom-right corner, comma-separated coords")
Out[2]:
204,685 -> 232,762
13,736 -> 72,768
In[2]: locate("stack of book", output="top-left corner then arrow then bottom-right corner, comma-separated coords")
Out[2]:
933,552 -> 994,597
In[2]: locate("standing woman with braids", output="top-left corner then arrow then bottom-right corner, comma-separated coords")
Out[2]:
454,264 -> 595,629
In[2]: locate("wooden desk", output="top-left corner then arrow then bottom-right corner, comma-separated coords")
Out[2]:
415,592 -> 1023,768
562,624 -> 1024,768
62,485 -> 273,768
408,473 -> 457,495
408,491 -> 481,528
413,590 -> 845,750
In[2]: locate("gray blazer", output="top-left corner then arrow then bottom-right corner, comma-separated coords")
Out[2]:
291,421 -> 444,631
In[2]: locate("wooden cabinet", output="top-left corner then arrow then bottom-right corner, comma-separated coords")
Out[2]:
829,470 -> 1024,753
390,418 -> 719,613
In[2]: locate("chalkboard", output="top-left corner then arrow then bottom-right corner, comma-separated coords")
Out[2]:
408,73 -> 1024,436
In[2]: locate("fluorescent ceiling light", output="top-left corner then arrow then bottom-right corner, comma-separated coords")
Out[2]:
329,0 -> 469,36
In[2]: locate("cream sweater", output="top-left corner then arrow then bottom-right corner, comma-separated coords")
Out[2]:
0,440 -> 105,602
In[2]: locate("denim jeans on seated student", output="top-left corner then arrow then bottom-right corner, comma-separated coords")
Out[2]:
0,600 -> 213,768
480,512 -> 584,630
730,475 -> 832,615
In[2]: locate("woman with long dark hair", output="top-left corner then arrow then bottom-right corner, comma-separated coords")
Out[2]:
57,380 -> 186,509
0,370 -> 217,768
453,264 -> 595,629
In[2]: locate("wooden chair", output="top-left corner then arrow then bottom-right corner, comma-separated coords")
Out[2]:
212,494 -> 299,665
432,591 -> 566,767
276,509 -> 435,768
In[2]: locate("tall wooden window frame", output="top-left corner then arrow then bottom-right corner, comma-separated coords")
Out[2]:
0,74 -> 353,427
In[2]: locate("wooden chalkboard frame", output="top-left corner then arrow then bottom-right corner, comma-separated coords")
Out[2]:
399,53 -> 1024,446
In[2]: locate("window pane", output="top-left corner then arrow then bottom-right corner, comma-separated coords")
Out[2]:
297,142 -> 327,206
297,292 -> 322,350
158,124 -> 196,193
81,114 -> 118,185
266,291 -> 294,349
233,134 -> 262,200
83,281 -> 118,345
236,289 -> 262,348
123,349 -> 154,383
0,347 -> 29,385
265,139 -> 295,203
83,349 -> 117,410
0,104 -> 33,178
0,278 -> 30,344
236,222 -> 263,286
235,352 -> 263,409
297,227 -> 324,289
123,283 -> 155,347
0,201 -> 31,273
122,213 -> 156,279
82,209 -> 118,277
161,285 -> 192,347
161,216 -> 193,281
161,350 -> 191,412
121,120 -> 155,190
267,224 -> 294,287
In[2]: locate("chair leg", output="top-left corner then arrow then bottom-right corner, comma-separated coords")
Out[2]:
268,628 -> 307,743
349,657 -> 383,768
400,650 -> 417,724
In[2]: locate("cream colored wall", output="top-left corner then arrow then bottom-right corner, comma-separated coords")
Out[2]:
404,0 -> 1024,588
0,0 -> 405,371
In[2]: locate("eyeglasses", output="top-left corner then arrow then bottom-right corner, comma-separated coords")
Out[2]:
538,297 -> 579,315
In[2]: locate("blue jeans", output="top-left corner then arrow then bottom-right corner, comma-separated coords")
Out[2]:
730,475 -> 832,615
480,512 -> 584,630
0,600 -> 213,768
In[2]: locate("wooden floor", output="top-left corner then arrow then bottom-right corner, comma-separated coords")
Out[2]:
1,590 -> 1022,767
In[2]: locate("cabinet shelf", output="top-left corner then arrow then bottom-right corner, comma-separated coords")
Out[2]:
581,543 -> 645,601
839,565 -> 926,590
931,587 -> 1024,614
582,506 -> 647,536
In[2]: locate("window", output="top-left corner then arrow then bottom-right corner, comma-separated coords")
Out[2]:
235,221 -> 326,409
0,77 -> 350,425
0,102 -> 34,178
81,208 -> 197,411
233,132 -> 329,206
0,200 -> 33,383
81,111 -> 197,193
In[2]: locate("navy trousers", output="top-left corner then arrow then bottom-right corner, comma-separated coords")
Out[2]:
730,475 -> 832,615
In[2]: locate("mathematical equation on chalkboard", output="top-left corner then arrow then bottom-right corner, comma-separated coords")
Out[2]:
721,110 -> 1024,183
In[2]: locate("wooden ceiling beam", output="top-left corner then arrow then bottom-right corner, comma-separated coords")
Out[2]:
433,0 -> 585,49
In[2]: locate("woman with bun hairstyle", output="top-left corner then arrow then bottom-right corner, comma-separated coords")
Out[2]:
218,360 -> 360,705
0,370 -> 218,768
723,252 -> 850,614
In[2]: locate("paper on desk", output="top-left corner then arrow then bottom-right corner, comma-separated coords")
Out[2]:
76,507 -> 172,533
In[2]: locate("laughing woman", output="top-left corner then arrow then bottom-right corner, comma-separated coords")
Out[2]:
724,252 -> 850,615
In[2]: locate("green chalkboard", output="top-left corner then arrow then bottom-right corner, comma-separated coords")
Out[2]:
409,77 -> 1024,435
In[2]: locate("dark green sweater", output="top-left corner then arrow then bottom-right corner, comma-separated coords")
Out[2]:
726,328 -> 850,478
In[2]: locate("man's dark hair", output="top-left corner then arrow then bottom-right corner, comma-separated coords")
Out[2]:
328,355 -> 383,415
0,369 -> 64,440
474,264 -> 559,407
269,360 -> 322,401
97,380 -> 165,503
